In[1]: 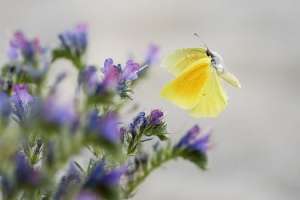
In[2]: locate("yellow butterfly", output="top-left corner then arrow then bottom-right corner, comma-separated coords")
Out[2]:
161,48 -> 241,117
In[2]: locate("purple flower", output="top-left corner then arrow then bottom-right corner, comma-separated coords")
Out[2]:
77,191 -> 101,200
12,84 -> 33,105
7,31 -> 42,62
176,125 -> 210,154
129,112 -> 147,136
101,58 -> 120,90
149,109 -> 164,125
7,46 -> 18,60
0,92 -> 11,119
144,44 -> 159,66
42,97 -> 78,127
54,162 -> 82,200
87,111 -> 121,144
15,152 -> 41,187
94,58 -> 142,97
58,23 -> 88,55
103,58 -> 114,74
80,66 -> 100,94
121,60 -> 140,81
84,161 -> 126,196
6,32 -> 50,81
11,84 -> 36,123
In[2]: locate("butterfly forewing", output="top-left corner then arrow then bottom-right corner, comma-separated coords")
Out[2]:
163,48 -> 208,76
161,57 -> 211,109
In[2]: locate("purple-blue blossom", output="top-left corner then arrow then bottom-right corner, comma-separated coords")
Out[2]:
129,112 -> 147,136
15,152 -> 41,187
96,58 -> 141,95
6,31 -> 50,82
7,31 -> 42,62
76,191 -> 101,200
11,84 -> 33,105
176,125 -> 210,154
0,92 -> 11,119
148,109 -> 164,125
58,23 -> 88,55
54,162 -> 82,200
42,97 -> 78,127
80,65 -> 100,94
83,161 -> 126,198
121,60 -> 140,81
143,44 -> 159,66
10,84 -> 35,122
99,58 -> 120,91
87,111 -> 121,144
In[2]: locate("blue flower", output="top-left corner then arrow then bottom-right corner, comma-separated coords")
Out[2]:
121,60 -> 140,81
79,65 -> 101,95
10,84 -> 37,123
15,152 -> 41,187
143,44 -> 159,66
83,161 -> 126,198
11,84 -> 33,105
92,58 -> 120,96
42,97 -> 78,127
80,66 -> 100,94
87,110 -> 121,144
54,162 -> 82,200
7,31 -> 43,62
58,23 -> 88,56
128,110 -> 167,140
6,31 -> 50,83
129,112 -> 147,136
0,92 -> 11,120
176,125 -> 210,154
76,191 -> 101,200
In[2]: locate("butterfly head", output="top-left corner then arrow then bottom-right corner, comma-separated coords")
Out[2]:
206,48 -> 224,73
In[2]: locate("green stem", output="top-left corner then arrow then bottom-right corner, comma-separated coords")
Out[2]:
127,130 -> 143,155
124,148 -> 177,198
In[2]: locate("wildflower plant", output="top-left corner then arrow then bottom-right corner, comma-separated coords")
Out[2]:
0,24 -> 210,200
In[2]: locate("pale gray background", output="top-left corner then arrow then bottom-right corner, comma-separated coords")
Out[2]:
0,0 -> 299,199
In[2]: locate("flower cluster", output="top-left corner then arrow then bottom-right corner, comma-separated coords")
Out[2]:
3,31 -> 50,85
82,161 -> 126,199
123,109 -> 168,154
53,23 -> 88,69
80,58 -> 142,100
0,24 -> 210,200
58,23 -> 88,56
7,31 -> 44,63
85,110 -> 121,150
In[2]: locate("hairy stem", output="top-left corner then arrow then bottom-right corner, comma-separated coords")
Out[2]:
124,147 -> 176,198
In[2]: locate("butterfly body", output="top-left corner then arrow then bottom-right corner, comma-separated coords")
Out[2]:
161,47 -> 240,118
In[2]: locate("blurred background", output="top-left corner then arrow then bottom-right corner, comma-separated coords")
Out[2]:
0,0 -> 299,199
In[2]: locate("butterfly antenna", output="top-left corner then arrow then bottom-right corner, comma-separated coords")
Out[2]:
193,33 -> 208,49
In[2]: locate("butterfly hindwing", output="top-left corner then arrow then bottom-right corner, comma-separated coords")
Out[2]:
190,67 -> 228,117
163,48 -> 208,76
160,57 -> 211,109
